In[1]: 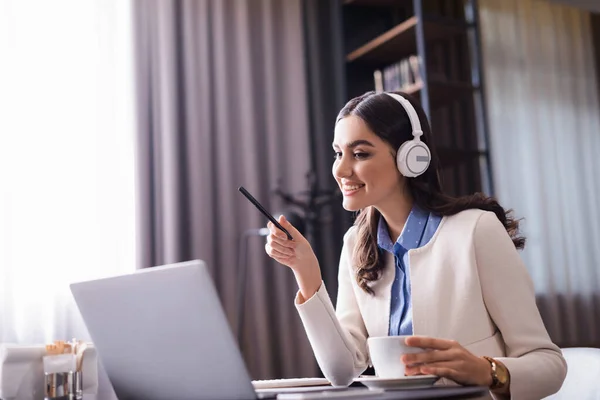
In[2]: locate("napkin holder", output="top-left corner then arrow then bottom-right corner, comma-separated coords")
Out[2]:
0,344 -> 98,400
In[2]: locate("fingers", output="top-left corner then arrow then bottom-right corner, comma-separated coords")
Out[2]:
419,363 -> 459,381
404,365 -> 424,376
265,241 -> 294,258
264,221 -> 300,266
268,233 -> 296,250
402,348 -> 459,365
278,215 -> 301,238
405,361 -> 458,378
266,229 -> 296,256
264,242 -> 293,264
405,336 -> 455,351
267,222 -> 296,247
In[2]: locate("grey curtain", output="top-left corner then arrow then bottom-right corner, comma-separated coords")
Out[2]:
479,0 -> 600,348
301,0 -> 350,301
132,0 -> 318,379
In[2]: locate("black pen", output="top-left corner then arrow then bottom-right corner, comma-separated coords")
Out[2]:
238,186 -> 293,240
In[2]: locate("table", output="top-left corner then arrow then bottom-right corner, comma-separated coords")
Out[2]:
88,366 -> 491,400
256,385 -> 490,400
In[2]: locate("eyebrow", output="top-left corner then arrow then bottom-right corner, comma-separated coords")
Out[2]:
332,140 -> 376,149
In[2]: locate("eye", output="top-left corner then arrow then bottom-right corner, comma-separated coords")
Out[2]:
333,151 -> 342,160
353,152 -> 370,160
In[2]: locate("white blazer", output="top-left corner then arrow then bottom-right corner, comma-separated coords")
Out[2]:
295,209 -> 567,400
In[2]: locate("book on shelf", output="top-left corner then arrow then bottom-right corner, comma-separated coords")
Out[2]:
374,54 -> 422,92
408,55 -> 421,84
374,70 -> 384,92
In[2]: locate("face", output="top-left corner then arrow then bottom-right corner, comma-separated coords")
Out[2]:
332,116 -> 404,211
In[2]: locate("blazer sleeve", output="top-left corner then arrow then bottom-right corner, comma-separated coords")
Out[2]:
294,228 -> 369,386
474,211 -> 567,400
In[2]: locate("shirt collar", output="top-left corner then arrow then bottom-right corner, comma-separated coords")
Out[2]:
377,205 -> 430,254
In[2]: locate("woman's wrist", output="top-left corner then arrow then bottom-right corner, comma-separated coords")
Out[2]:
293,261 -> 322,302
480,357 -> 494,387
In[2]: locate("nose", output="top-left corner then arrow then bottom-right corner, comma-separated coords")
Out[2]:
332,154 -> 352,180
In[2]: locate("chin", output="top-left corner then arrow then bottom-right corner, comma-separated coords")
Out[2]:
341,198 -> 364,212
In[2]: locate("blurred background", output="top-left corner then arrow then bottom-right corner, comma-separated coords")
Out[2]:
1,0 -> 599,394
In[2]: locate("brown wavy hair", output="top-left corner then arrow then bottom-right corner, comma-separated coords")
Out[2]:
336,91 -> 525,295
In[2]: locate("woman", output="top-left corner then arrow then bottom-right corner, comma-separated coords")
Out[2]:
265,91 -> 566,399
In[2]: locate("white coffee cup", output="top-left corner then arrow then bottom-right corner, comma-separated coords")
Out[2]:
367,335 -> 427,378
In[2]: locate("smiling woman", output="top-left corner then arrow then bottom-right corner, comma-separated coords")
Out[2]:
264,91 -> 567,399
0,0 -> 135,344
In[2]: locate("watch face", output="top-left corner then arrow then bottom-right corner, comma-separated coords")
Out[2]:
496,363 -> 510,385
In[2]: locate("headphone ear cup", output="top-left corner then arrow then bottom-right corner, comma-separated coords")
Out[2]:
396,141 -> 413,177
396,140 -> 431,178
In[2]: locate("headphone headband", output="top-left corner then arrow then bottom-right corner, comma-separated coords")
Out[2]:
384,92 -> 423,140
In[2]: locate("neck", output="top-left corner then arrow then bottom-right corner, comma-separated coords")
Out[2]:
375,189 -> 414,242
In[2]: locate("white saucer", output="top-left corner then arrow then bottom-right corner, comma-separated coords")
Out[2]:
354,375 -> 439,390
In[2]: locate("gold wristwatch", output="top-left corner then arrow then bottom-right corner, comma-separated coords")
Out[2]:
482,356 -> 510,390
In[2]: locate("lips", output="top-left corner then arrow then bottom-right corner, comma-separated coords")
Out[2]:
341,183 -> 365,196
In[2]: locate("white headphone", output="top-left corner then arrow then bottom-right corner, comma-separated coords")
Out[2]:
384,92 -> 431,178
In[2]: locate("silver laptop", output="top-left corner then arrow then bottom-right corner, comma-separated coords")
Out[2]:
70,260 -> 257,400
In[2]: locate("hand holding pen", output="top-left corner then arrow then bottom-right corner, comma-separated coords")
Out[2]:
238,186 -> 322,300
265,215 -> 322,301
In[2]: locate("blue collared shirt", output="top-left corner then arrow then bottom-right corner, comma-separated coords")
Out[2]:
377,206 -> 442,336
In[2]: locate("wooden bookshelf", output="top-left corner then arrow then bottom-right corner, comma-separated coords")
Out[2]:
341,0 -> 493,196
346,16 -> 470,66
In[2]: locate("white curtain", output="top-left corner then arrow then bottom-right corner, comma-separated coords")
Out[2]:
479,0 -> 600,347
0,0 -> 136,344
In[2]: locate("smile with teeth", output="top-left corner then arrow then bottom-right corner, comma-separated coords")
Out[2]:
341,183 -> 365,194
